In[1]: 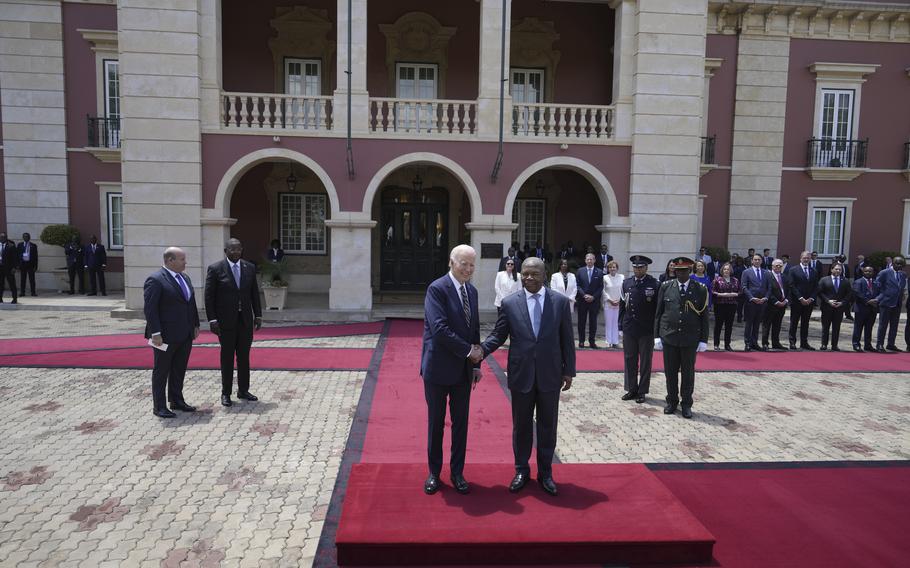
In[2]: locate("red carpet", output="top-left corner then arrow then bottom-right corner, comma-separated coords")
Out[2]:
0,346 -> 373,370
491,348 -> 910,373
360,320 -> 516,464
0,322 -> 383,356
652,465 -> 910,568
336,463 -> 715,566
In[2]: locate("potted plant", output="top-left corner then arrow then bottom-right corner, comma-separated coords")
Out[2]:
258,257 -> 289,310
39,224 -> 81,293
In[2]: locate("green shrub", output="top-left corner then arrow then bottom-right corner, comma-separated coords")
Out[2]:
258,257 -> 288,287
865,251 -> 902,271
39,224 -> 80,247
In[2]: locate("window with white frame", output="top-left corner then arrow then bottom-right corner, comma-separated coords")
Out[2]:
284,58 -> 322,128
280,193 -> 327,254
511,199 -> 545,251
102,59 -> 120,147
811,207 -> 845,256
395,63 -> 437,131
511,68 -> 544,135
818,89 -> 854,142
107,193 -> 123,250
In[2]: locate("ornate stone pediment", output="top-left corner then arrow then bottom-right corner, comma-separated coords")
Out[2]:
269,7 -> 335,95
510,18 -> 561,103
380,12 -> 457,98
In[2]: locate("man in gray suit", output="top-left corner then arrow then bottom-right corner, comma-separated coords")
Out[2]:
481,257 -> 576,496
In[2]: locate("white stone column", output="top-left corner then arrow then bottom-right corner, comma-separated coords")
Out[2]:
333,0 -> 368,135
199,0 -> 222,130
626,0 -> 707,272
726,35 -> 790,254
476,0 -> 511,139
326,218 -> 376,311
466,218 -> 517,314
119,0 -> 204,309
609,0 -> 636,141
0,0 -> 68,286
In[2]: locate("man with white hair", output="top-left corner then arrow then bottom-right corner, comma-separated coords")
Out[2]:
420,244 -> 483,495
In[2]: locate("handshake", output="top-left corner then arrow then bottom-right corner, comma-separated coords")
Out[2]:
468,344 -> 485,364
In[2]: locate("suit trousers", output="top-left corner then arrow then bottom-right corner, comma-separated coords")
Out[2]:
576,300 -> 599,344
68,265 -> 84,294
623,332 -> 653,394
663,343 -> 697,408
511,379 -> 560,477
219,317 -> 253,395
743,302 -> 766,347
0,267 -> 16,301
19,263 -> 36,295
877,306 -> 900,348
88,267 -> 106,294
820,306 -> 845,348
713,304 -> 736,347
424,379 -> 471,477
852,308 -> 876,348
761,305 -> 787,346
151,338 -> 192,410
789,303 -> 814,345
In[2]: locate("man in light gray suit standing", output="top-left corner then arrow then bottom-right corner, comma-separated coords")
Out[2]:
481,257 -> 576,496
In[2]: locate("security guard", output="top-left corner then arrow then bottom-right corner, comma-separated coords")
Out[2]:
654,257 -> 709,419
618,255 -> 659,403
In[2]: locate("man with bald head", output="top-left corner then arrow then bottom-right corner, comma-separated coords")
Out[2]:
206,238 -> 262,407
144,247 -> 200,418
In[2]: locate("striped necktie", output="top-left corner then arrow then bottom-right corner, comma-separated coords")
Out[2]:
460,284 -> 470,325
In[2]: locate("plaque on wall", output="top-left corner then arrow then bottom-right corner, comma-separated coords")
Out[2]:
480,243 -> 503,259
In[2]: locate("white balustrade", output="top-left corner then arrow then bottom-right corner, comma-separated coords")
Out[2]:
369,98 -> 477,136
511,103 -> 615,140
222,92 -> 333,131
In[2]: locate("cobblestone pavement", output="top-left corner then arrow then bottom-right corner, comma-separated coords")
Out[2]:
196,336 -> 380,350
0,311 -> 146,339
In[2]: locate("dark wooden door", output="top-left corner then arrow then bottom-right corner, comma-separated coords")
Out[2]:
380,189 -> 448,291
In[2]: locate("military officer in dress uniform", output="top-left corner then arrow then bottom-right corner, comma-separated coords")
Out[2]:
618,255 -> 659,403
654,257 -> 710,419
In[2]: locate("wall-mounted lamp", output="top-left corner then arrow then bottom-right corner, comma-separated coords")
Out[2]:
286,172 -> 298,192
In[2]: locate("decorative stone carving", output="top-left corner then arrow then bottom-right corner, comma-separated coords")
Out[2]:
379,12 -> 456,98
269,7 -> 335,95
510,18 -> 561,103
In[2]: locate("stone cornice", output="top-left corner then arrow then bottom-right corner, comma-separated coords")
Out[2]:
809,62 -> 880,83
77,28 -> 117,53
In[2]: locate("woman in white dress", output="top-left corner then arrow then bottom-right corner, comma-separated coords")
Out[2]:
493,259 -> 522,313
550,259 -> 577,310
602,260 -> 624,348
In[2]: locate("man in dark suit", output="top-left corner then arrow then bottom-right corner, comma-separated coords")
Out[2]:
144,247 -> 200,418
810,251 -> 825,277
780,254 -> 792,275
762,249 -> 774,270
874,256 -> 906,352
788,251 -> 819,350
266,239 -> 284,263
0,233 -> 18,304
64,236 -> 85,295
84,235 -> 107,296
654,257 -> 709,419
854,254 -> 868,276
481,256 -> 575,496
17,233 -> 38,297
576,253 -> 604,348
420,244 -> 482,495
530,240 -> 551,263
740,254 -> 771,351
618,255 -> 658,403
817,263 -> 852,351
852,265 -> 879,352
594,244 -> 613,270
205,238 -> 263,407
761,259 -> 789,350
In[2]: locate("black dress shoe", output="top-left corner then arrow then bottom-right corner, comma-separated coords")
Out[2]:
844,315 -> 853,321
424,474 -> 440,495
802,344 -> 816,351
875,346 -> 886,353
886,345 -> 901,352
819,345 -> 827,351
853,344 -> 863,352
831,346 -> 840,352
509,473 -> 528,493
756,345 -> 768,352
450,474 -> 469,494
221,394 -> 233,407
864,345 -> 875,352
589,343 -> 600,349
681,407 -> 693,419
724,345 -> 733,352
578,342 -> 585,349
744,346 -> 753,352
621,391 -> 638,401
789,341 -> 798,350
538,476 -> 558,496
635,394 -> 646,404
772,343 -> 787,350
153,408 -> 176,418
170,401 -> 196,412
10,299 -> 16,304
237,391 -> 258,401
663,403 -> 677,415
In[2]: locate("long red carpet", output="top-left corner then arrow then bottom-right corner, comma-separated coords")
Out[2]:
337,463 -> 715,566
491,348 -> 910,373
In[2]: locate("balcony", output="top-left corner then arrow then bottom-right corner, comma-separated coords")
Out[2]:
806,138 -> 869,181
511,103 -> 614,143
368,98 -> 477,137
86,116 -> 121,162
221,92 -> 333,133
699,135 -> 716,176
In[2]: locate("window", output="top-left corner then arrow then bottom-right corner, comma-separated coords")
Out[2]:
279,193 -> 327,254
284,58 -> 322,128
511,199 -> 545,252
394,63 -> 438,131
510,68 -> 544,104
811,207 -> 845,256
107,193 -> 123,250
818,89 -> 854,142
102,59 -> 120,147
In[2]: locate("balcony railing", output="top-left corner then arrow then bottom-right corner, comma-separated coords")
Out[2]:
87,116 -> 120,148
512,103 -> 614,141
700,135 -> 716,164
368,98 -> 477,135
807,138 -> 868,168
222,92 -> 333,131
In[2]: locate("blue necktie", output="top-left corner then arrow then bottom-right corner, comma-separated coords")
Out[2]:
531,293 -> 541,338
176,273 -> 190,301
